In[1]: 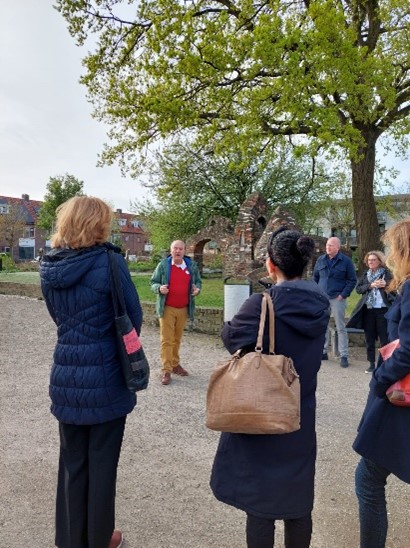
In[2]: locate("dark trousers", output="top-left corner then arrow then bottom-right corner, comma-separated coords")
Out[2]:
363,307 -> 388,365
55,416 -> 126,548
355,458 -> 390,548
246,513 -> 312,548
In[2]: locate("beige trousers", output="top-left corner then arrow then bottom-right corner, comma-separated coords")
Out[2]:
159,305 -> 188,372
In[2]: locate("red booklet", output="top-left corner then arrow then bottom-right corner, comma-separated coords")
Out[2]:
379,339 -> 410,406
379,339 -> 400,360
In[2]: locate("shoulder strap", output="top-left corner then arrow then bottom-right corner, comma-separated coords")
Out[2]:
255,293 -> 275,353
264,292 -> 275,354
108,250 -> 126,316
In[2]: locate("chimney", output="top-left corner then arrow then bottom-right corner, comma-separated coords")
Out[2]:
22,194 -> 29,201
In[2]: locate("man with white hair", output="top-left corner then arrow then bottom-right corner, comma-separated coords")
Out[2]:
313,237 -> 356,367
151,240 -> 202,385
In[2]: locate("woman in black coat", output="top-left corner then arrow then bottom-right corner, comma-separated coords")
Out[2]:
210,227 -> 330,548
346,251 -> 394,373
353,220 -> 410,548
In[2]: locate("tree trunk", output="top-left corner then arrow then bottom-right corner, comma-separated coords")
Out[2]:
351,131 -> 381,267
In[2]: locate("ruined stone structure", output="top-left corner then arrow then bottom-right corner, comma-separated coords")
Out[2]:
187,192 -> 329,292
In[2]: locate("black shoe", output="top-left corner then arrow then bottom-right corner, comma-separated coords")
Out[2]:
340,356 -> 349,368
366,364 -> 375,374
322,352 -> 328,361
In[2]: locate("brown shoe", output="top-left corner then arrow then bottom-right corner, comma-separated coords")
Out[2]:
172,364 -> 189,376
161,371 -> 171,385
109,529 -> 124,548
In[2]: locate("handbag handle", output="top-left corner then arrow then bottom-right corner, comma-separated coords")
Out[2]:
108,250 -> 127,317
255,293 -> 275,354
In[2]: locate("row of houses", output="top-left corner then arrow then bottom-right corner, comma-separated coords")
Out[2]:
0,194 -> 150,262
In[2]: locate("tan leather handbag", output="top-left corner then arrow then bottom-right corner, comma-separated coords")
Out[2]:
206,293 -> 300,434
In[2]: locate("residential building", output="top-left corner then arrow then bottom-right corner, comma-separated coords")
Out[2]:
0,195 -> 149,262
313,194 -> 410,249
112,209 -> 150,258
0,194 -> 47,261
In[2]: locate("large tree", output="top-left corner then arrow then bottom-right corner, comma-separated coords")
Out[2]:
134,142 -> 337,250
56,0 -> 410,259
37,174 -> 84,233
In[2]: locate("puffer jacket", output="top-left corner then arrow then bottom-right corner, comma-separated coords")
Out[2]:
40,243 -> 142,425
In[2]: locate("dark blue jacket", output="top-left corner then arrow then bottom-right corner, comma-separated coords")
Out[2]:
353,280 -> 410,483
210,281 -> 330,519
40,243 -> 142,425
313,252 -> 356,299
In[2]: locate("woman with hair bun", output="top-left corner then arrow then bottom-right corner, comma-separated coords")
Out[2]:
210,226 -> 330,548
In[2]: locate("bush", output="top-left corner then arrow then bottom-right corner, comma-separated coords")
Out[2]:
128,257 -> 158,273
0,253 -> 16,271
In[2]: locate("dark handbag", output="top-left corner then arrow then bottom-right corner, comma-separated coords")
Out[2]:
108,250 -> 150,392
206,293 -> 300,434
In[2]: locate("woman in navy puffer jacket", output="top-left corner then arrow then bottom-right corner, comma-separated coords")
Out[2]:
40,196 -> 142,548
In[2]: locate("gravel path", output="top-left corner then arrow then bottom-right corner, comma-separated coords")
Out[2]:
1,294 -> 409,548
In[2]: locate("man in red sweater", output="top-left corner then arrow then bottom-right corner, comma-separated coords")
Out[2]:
150,240 -> 202,385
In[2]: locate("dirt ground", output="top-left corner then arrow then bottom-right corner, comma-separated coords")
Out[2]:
1,293 -> 410,548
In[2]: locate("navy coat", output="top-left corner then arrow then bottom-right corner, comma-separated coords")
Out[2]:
313,252 -> 356,299
210,281 -> 330,519
353,280 -> 410,483
40,243 -> 142,425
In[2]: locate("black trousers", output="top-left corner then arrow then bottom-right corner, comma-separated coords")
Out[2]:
246,513 -> 312,548
363,307 -> 388,365
55,416 -> 126,548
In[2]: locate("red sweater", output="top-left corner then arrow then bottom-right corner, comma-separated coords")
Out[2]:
166,264 -> 191,308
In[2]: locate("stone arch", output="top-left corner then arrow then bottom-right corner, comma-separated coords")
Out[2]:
186,216 -> 233,274
186,195 -> 338,284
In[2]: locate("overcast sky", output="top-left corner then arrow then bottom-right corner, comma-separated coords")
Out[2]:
0,1 -> 148,212
1,2 -> 409,213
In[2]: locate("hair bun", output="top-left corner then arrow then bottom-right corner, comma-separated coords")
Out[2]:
296,236 -> 315,260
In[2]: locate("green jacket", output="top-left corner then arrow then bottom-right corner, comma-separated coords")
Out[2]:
150,255 -> 202,319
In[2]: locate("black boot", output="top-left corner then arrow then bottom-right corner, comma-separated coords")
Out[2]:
365,362 -> 375,374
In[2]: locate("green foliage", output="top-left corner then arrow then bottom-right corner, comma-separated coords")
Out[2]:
128,257 -> 159,272
37,174 -> 84,233
133,142 -> 338,251
0,253 -> 15,271
55,0 -> 410,258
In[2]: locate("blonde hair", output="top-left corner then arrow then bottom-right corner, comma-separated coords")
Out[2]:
51,196 -> 113,249
382,219 -> 410,292
363,250 -> 386,268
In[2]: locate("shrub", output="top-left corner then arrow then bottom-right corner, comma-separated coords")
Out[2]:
0,253 -> 16,271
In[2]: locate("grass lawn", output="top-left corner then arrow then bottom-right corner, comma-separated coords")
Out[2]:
134,275 -> 361,313
134,275 -> 224,308
0,270 -> 360,314
0,271 -> 41,284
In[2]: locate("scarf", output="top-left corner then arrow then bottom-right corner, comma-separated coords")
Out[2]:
366,267 -> 385,308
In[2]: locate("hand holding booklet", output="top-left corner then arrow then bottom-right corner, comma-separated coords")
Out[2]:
379,339 -> 410,406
